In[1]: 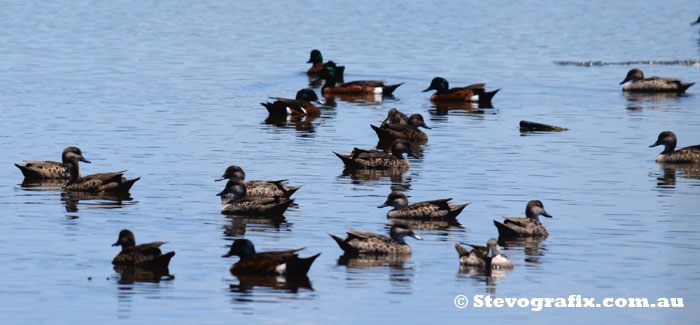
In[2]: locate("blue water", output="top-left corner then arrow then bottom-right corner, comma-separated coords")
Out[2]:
0,0 -> 699,323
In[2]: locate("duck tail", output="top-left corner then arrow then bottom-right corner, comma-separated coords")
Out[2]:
447,202 -> 471,218
370,124 -> 396,142
328,233 -> 354,254
382,83 -> 403,96
156,251 -> 175,268
270,199 -> 295,215
334,152 -> 361,168
15,163 -> 42,179
680,82 -> 694,93
493,220 -> 518,238
337,66 -> 345,83
119,177 -> 141,192
455,243 -> 470,256
479,89 -> 500,105
288,253 -> 321,275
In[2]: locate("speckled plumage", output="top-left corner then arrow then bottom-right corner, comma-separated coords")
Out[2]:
222,239 -> 319,276
378,191 -> 470,219
334,140 -> 417,170
650,131 -> 700,163
620,69 -> 694,93
15,147 -> 85,180
215,165 -> 302,199
111,230 -> 175,268
371,113 -> 430,143
455,243 -> 486,267
62,147 -> 139,193
493,200 -> 553,237
218,178 -> 294,216
329,225 -> 422,255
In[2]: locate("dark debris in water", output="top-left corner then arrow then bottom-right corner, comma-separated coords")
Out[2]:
519,120 -> 568,132
554,60 -> 700,67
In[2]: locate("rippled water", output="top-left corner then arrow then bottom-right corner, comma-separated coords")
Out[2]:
1,0 -> 699,323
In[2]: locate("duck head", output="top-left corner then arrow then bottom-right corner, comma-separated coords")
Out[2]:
307,49 -> 323,64
215,165 -> 245,182
390,140 -> 420,159
423,77 -> 449,93
408,114 -> 431,129
377,191 -> 409,209
112,229 -> 136,249
62,146 -> 90,186
295,88 -> 319,102
389,224 -> 422,244
217,178 -> 247,203
222,239 -> 257,258
620,69 -> 644,85
525,200 -> 553,221
649,131 -> 677,154
485,238 -> 502,258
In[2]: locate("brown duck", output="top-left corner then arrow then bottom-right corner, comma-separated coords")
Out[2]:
493,200 -> 553,237
62,147 -> 140,192
378,191 -> 470,219
371,113 -> 431,143
15,147 -> 83,180
112,229 -> 175,268
456,238 -> 513,269
215,165 -> 302,198
222,239 -> 320,276
329,224 -> 422,255
649,131 -> 700,163
217,178 -> 294,216
334,139 -> 419,170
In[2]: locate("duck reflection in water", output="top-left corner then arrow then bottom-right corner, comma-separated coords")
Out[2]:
222,215 -> 289,238
654,162 -> 700,189
264,115 -> 318,132
113,265 -> 174,284
429,102 -> 492,116
60,191 -> 132,212
229,274 -> 313,294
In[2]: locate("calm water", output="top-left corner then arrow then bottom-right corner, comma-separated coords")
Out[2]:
1,0 -> 699,323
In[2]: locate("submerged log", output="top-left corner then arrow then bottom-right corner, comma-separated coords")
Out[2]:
519,120 -> 568,132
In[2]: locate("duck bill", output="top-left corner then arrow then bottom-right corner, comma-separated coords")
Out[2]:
80,157 -> 91,163
692,20 -> 700,25
408,152 -> 420,159
216,190 -> 225,196
221,252 -> 233,258
410,232 -> 423,240
422,87 -> 433,92
111,241 -> 119,247
649,141 -> 661,148
421,123 -> 432,129
619,78 -> 629,85
377,202 -> 390,208
214,176 -> 226,182
542,211 -> 553,218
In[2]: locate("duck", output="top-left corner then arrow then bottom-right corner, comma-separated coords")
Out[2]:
217,178 -> 294,216
306,49 -> 345,80
215,165 -> 302,198
455,238 -> 513,269
649,131 -> 700,163
15,147 -> 83,180
380,108 -> 408,128
62,147 -> 140,192
423,77 -> 500,104
318,66 -> 402,96
371,113 -> 431,142
334,139 -> 419,169
378,191 -> 470,219
111,229 -> 175,268
455,242 -> 486,267
222,239 -> 320,276
619,69 -> 694,93
493,200 -> 553,237
260,88 -> 321,118
329,224 -> 422,255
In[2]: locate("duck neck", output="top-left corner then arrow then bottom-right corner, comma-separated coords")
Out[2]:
390,233 -> 407,245
65,161 -> 80,187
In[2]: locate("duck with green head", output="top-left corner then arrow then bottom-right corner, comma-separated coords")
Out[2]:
222,239 -> 320,276
319,65 -> 402,96
423,77 -> 500,105
261,88 -> 322,118
306,49 -> 344,80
